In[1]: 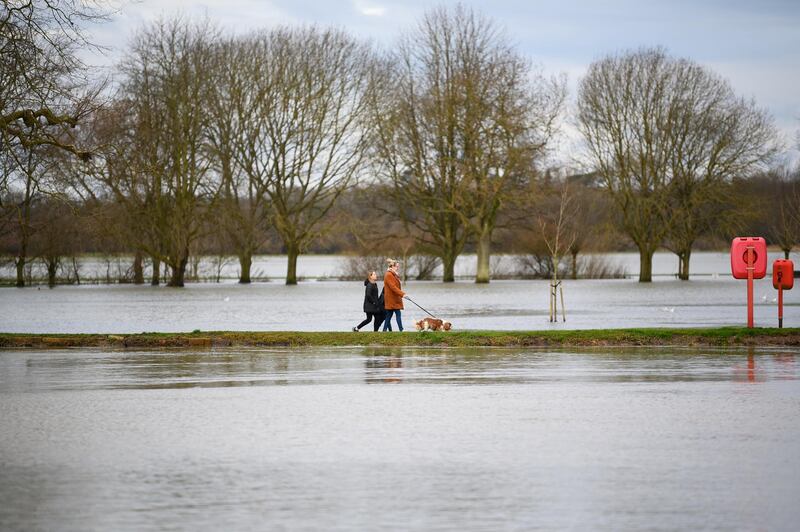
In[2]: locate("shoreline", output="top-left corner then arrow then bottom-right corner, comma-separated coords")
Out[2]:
1,328 -> 799,349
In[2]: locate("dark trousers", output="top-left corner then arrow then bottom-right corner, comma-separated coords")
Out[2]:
357,312 -> 385,331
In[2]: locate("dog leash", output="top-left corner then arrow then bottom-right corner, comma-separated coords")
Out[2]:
404,295 -> 439,320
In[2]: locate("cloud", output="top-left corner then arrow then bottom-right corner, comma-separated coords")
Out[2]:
353,1 -> 385,17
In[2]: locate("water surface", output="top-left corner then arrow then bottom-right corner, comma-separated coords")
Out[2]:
1,347 -> 798,531
3,251 -> 799,333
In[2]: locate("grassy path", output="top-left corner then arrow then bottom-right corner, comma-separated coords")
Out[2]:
1,328 -> 800,349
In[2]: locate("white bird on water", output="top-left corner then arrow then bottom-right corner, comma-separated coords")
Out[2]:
661,307 -> 675,313
224,297 -> 230,302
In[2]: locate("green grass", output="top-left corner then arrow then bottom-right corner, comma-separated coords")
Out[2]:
1,327 -> 799,349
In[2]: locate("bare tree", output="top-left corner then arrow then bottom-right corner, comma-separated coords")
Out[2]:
578,48 -> 777,282
114,17 -> 220,287
371,5 -> 564,283
765,166 -> 800,259
3,139 -> 64,286
206,37 -> 270,283
562,176 -> 611,279
536,182 -> 576,321
0,0 -> 110,157
1,1 -> 115,285
73,100 -> 169,285
30,196 -> 81,287
235,27 -> 376,285
663,61 -> 777,279
370,10 -> 471,283
577,49 -> 677,282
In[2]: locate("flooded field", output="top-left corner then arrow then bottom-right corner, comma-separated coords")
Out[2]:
2,252 -> 798,333
4,250 -> 797,283
1,277 -> 798,333
1,347 -> 798,531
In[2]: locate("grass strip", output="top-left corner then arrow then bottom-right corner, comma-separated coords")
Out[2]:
1,327 -> 799,349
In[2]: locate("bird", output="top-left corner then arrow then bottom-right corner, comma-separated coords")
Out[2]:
224,296 -> 230,302
661,307 -> 675,313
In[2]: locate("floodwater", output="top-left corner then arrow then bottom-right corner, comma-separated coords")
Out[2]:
1,274 -> 799,333
2,251 -> 799,333
4,250 -> 798,282
1,347 -> 798,531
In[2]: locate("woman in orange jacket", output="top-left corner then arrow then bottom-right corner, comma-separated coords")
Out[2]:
382,258 -> 407,332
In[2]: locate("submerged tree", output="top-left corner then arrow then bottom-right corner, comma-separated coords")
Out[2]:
206,37 -> 270,284
116,18 -> 221,287
764,167 -> 800,259
663,61 -> 776,279
1,0 -> 115,285
372,5 -> 564,283
3,142 -> 54,286
577,47 -> 776,282
235,27 -> 377,285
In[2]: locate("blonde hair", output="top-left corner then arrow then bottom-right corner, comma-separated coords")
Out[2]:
386,258 -> 399,269
366,270 -> 376,281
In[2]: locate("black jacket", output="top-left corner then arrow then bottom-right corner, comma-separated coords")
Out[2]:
363,280 -> 381,313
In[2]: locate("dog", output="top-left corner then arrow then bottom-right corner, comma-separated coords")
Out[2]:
413,317 -> 452,331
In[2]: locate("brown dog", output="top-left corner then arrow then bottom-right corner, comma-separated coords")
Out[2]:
413,317 -> 452,331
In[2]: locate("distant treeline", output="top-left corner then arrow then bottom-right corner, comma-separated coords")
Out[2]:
1,3 -> 798,287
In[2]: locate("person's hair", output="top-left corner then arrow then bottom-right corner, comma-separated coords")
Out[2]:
386,258 -> 399,269
366,271 -> 376,281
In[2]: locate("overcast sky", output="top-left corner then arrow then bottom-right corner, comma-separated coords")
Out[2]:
86,0 -> 800,163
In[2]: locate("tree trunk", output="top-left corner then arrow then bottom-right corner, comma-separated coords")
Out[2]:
571,250 -> 578,280
151,256 -> 161,286
71,257 -> 81,285
46,257 -> 58,288
133,251 -> 144,284
191,256 -> 199,281
677,249 -> 691,281
239,253 -> 252,284
475,226 -> 491,284
441,251 -> 456,283
784,248 -> 791,260
15,256 -> 25,287
286,243 -> 299,285
168,253 -> 189,287
638,247 -> 654,283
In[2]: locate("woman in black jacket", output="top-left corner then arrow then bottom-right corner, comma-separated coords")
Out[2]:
352,271 -> 385,331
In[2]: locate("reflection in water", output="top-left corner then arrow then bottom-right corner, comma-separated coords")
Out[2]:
729,348 -> 797,384
365,355 -> 404,384
772,352 -> 797,378
749,350 -> 756,383
4,346 -> 800,392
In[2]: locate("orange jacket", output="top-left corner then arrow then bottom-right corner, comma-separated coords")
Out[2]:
383,270 -> 405,310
